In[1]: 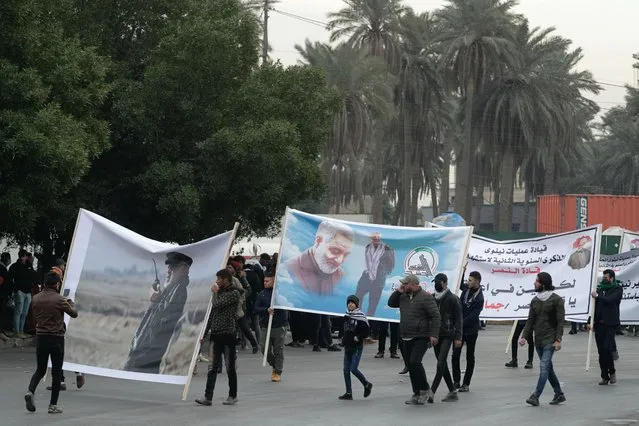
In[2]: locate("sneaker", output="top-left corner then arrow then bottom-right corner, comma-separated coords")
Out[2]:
76,374 -> 85,389
338,393 -> 353,400
610,373 -> 617,384
526,393 -> 539,407
48,404 -> 63,414
612,351 -> 619,361
524,360 -> 533,369
453,382 -> 461,389
598,379 -> 609,386
405,394 -> 419,405
327,344 -> 341,352
442,391 -> 458,402
364,382 -> 373,398
417,389 -> 429,405
195,397 -> 212,406
252,346 -> 259,354
549,393 -> 566,405
312,345 -> 321,352
47,383 -> 67,391
568,330 -> 577,335
426,389 -> 434,404
198,354 -> 210,363
374,352 -> 384,359
458,384 -> 470,393
398,367 -> 409,374
390,351 -> 400,359
271,371 -> 281,383
24,391 -> 36,412
222,396 -> 238,405
505,360 -> 518,368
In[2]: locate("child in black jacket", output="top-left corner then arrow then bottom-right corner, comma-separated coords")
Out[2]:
339,295 -> 373,400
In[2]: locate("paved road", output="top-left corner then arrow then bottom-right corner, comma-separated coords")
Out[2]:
1,326 -> 639,426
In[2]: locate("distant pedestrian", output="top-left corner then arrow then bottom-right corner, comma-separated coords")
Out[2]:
520,272 -> 566,407
24,272 -> 78,414
338,295 -> 373,400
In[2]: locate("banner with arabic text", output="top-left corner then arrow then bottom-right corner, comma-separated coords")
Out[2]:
273,209 -> 473,322
599,249 -> 639,324
466,226 -> 601,321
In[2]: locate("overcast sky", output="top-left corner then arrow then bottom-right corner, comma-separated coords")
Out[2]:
267,0 -> 638,114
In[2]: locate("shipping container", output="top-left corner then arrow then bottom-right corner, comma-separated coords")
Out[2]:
537,194 -> 639,233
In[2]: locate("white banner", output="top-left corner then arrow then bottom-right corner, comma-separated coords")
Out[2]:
599,249 -> 639,324
620,230 -> 639,253
466,226 -> 601,321
58,209 -> 236,385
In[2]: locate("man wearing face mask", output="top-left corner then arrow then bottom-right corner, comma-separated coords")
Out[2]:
451,271 -> 484,392
283,221 -> 354,296
124,251 -> 193,373
429,273 -> 462,403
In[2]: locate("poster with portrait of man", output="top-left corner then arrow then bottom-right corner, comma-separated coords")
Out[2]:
59,209 -> 236,385
273,209 -> 473,322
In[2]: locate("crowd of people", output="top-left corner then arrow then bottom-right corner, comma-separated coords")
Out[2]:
9,248 -> 624,414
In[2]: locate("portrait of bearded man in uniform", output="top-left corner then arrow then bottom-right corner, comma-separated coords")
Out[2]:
124,251 -> 193,374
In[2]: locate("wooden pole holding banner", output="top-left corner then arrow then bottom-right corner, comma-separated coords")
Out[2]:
586,224 -> 603,371
505,320 -> 517,354
43,209 -> 83,384
453,225 -> 474,296
181,222 -> 239,401
262,207 -> 290,367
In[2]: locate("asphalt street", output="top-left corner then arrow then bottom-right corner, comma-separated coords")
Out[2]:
1,325 -> 639,426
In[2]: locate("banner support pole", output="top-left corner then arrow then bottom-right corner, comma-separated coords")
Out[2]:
586,224 -> 603,371
505,320 -> 517,354
181,222 -> 239,401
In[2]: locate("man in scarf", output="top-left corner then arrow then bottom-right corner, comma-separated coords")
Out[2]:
338,295 -> 373,400
520,272 -> 566,407
124,251 -> 192,373
355,233 -> 395,317
590,268 -> 623,385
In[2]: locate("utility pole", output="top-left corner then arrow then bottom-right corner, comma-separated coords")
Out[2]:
261,0 -> 269,66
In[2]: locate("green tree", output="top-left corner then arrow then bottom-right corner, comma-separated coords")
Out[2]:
0,0 -> 110,246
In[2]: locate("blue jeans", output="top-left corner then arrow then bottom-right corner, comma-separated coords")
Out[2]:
343,348 -> 368,394
14,291 -> 32,333
534,345 -> 563,397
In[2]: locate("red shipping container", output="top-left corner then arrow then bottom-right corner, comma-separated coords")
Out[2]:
537,194 -> 639,233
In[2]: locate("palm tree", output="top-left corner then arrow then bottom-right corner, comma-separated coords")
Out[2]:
327,0 -> 406,223
296,41 -> 396,212
436,0 -> 521,224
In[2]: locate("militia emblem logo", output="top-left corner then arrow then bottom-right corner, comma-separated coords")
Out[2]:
404,247 -> 439,277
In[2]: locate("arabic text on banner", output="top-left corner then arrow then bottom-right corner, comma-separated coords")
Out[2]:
58,209 -> 234,385
599,249 -> 639,324
273,209 -> 472,322
467,226 -> 600,321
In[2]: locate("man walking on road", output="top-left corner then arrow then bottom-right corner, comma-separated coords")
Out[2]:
388,274 -> 440,406
591,269 -> 623,386
24,272 -> 78,414
520,272 -> 566,407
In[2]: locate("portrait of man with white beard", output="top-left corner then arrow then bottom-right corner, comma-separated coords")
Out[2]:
283,221 -> 354,296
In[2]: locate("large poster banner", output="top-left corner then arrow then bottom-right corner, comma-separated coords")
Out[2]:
60,209 -> 235,385
273,209 -> 473,322
620,230 -> 639,253
599,249 -> 639,324
466,226 -> 601,321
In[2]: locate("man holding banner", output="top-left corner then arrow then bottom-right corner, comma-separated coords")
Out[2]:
591,269 -> 622,386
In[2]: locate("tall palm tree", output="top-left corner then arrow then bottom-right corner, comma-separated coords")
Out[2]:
436,0 -> 520,223
327,0 -> 406,223
296,41 -> 396,212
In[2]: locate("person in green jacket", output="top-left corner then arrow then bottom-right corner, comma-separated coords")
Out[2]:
519,272 -> 565,407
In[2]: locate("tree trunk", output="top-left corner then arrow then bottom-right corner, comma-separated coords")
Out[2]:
455,81 -> 475,223
402,109 -> 412,226
430,174 -> 439,219
391,190 -> 403,226
545,146 -> 557,194
371,136 -> 385,223
440,141 -> 451,212
498,146 -> 516,232
523,185 -> 530,232
492,163 -> 501,231
410,166 -> 421,226
474,180 -> 484,228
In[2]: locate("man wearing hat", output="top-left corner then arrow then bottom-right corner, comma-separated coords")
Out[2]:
388,274 -> 440,405
124,251 -> 193,373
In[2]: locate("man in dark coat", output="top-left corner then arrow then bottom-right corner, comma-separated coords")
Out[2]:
124,251 -> 192,373
355,232 -> 395,317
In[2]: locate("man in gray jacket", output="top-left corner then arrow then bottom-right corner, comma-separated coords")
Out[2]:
388,274 -> 441,405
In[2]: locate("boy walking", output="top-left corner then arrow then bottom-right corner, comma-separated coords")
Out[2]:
24,272 -> 78,413
339,295 -> 373,400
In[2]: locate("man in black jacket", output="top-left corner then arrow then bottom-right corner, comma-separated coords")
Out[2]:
429,273 -> 462,403
452,271 -> 484,392
388,273 -> 441,405
254,270 -> 288,383
591,269 -> 623,386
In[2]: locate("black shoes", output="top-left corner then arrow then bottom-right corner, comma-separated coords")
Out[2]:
526,393 -> 539,407
549,393 -> 566,405
458,384 -> 470,392
338,393 -> 353,400
524,360 -> 533,369
505,360 -> 518,368
364,382 -> 373,398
